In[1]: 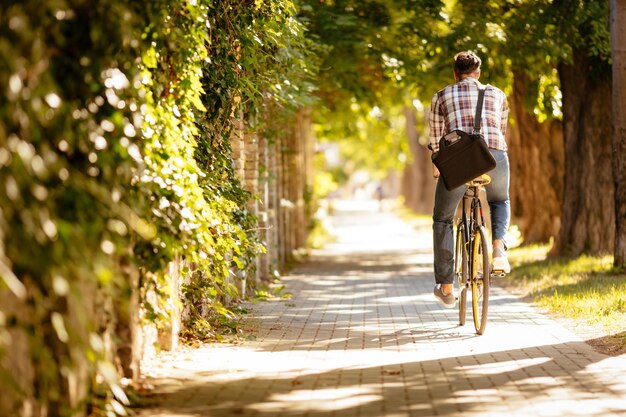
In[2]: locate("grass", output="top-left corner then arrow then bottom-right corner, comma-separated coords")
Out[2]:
504,243 -> 626,354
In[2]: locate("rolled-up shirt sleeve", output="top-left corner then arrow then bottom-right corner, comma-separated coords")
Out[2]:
429,93 -> 444,152
500,95 -> 509,137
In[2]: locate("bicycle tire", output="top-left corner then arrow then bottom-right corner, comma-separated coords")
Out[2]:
455,222 -> 467,326
471,225 -> 490,335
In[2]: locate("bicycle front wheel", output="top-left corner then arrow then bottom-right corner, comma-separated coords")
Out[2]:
471,225 -> 490,335
455,222 -> 467,326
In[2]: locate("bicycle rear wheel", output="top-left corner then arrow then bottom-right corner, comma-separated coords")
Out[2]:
471,225 -> 490,335
455,222 -> 467,326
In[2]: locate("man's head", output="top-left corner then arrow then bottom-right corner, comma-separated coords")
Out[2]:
454,51 -> 481,81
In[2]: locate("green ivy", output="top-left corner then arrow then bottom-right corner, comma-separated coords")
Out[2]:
0,1 -> 151,414
0,0 -> 316,415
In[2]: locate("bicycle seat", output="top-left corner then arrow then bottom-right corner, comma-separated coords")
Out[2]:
466,174 -> 491,187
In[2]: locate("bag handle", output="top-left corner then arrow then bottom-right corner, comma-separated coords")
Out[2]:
473,86 -> 486,134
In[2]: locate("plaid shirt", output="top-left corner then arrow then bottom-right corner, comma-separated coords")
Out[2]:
429,77 -> 509,153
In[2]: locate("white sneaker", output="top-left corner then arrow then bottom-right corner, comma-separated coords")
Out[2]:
492,247 -> 510,273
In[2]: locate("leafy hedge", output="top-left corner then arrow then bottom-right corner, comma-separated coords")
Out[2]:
0,0 -> 314,414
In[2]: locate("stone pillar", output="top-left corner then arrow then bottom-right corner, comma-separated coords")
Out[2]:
278,134 -> 289,266
157,257 -> 180,351
243,130 -> 260,290
256,106 -> 314,275
294,108 -> 313,248
267,135 -> 281,278
116,254 -> 142,379
257,132 -> 272,281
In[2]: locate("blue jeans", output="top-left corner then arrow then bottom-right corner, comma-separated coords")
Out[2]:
432,149 -> 510,285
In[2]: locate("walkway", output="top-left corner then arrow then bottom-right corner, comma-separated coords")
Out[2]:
137,200 -> 626,417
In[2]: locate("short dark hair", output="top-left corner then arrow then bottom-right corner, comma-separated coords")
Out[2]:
454,51 -> 481,75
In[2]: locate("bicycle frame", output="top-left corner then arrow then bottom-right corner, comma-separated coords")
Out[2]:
456,182 -> 491,334
459,185 -> 487,254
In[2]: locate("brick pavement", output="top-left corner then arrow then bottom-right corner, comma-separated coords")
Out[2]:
137,199 -> 626,417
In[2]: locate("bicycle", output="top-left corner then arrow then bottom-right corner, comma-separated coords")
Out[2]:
454,174 -> 506,335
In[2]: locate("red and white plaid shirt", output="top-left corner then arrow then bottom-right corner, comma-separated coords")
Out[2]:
429,77 -> 509,153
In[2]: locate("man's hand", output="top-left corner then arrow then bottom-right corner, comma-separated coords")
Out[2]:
431,163 -> 440,179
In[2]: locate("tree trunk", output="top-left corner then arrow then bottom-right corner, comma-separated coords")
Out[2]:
402,105 -> 435,214
507,72 -> 564,244
611,0 -> 626,268
402,105 -> 423,212
555,51 -> 615,256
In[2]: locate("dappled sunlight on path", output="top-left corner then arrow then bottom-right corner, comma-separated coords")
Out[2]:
138,199 -> 626,417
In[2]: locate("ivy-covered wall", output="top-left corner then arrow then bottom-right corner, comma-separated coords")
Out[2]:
0,1 -> 316,415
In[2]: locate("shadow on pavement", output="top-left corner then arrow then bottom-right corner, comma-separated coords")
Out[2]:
137,338 -> 626,417
249,250 -> 532,352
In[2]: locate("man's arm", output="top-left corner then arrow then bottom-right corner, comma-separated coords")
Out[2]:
429,93 -> 443,178
500,94 -> 509,137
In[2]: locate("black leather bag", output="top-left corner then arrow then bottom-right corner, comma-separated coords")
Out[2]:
431,87 -> 496,191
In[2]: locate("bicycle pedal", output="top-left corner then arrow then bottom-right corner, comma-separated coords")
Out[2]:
490,270 -> 506,278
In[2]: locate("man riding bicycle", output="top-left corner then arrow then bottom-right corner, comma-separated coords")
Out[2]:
428,51 -> 511,309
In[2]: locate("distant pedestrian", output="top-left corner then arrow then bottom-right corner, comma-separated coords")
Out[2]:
428,51 -> 511,309
376,184 -> 384,211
